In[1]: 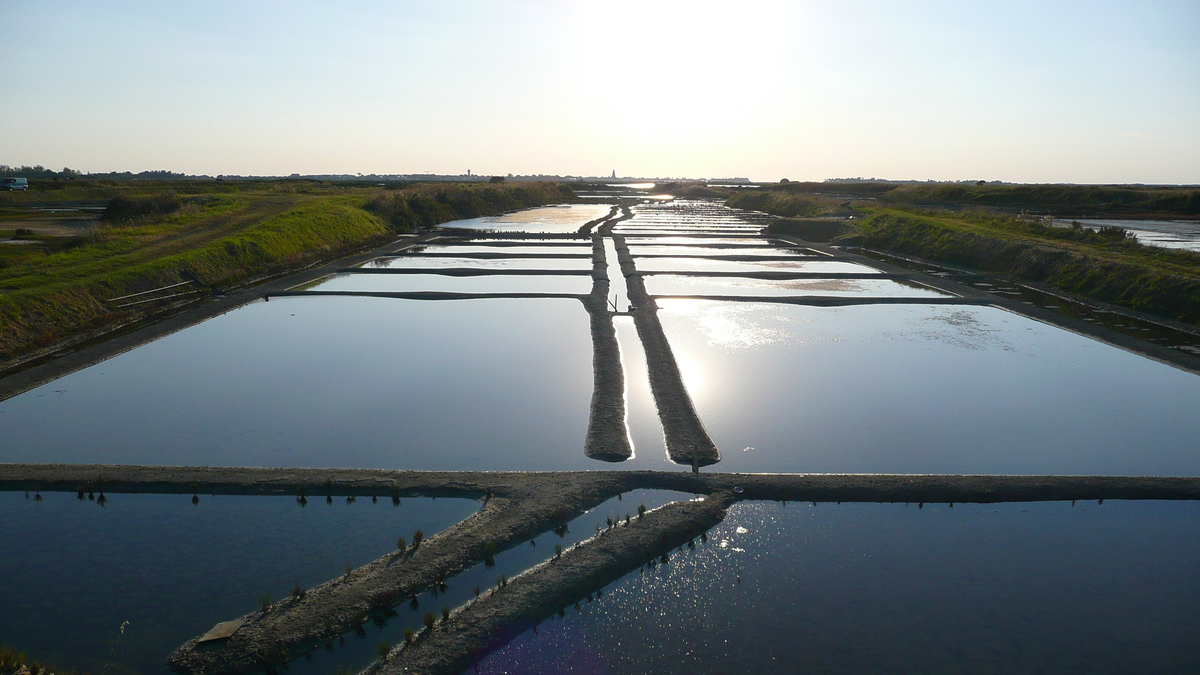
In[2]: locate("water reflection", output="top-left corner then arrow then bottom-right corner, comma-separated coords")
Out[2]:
444,205 -> 614,233
474,500 -> 1200,675
365,256 -> 595,271
0,493 -> 479,675
0,298 -> 596,470
644,275 -> 949,299
633,258 -> 880,274
656,300 -> 1200,475
304,273 -> 593,295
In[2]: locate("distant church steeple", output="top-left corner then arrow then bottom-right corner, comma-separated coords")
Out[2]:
611,170 -> 616,179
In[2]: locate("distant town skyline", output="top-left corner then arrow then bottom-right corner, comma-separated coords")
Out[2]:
2,1 -> 1198,184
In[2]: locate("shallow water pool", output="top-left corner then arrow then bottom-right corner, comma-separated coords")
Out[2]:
474,499 -> 1200,675
0,493 -> 480,675
445,205 -> 614,233
657,299 -> 1200,475
0,297 -> 596,470
305,273 -> 593,295
644,275 -> 950,299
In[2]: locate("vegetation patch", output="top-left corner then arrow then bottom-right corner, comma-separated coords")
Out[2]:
725,190 -> 841,218
364,182 -> 574,232
856,209 -> 1200,324
0,181 -> 573,361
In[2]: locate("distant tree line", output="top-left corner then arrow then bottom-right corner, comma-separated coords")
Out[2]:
0,165 -> 192,181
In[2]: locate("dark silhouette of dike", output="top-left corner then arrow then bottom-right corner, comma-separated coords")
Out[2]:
370,492 -> 737,675
577,205 -> 619,234
5,464 -> 1196,675
583,235 -> 632,462
612,235 -> 720,467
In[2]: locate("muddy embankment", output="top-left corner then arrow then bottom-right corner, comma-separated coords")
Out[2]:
611,235 -> 720,467
5,465 -> 1198,504
369,492 -> 737,675
583,236 -> 632,462
7,466 -> 1197,675
166,473 -> 635,675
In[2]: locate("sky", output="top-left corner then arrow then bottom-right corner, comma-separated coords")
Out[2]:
1,0 -> 1198,183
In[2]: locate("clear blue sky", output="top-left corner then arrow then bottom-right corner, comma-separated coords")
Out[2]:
2,0 -> 1197,183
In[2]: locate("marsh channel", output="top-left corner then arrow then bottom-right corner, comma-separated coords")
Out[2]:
1,186 -> 1198,675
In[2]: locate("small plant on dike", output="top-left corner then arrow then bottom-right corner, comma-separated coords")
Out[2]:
638,504 -> 646,519
376,642 -> 391,660
473,586 -> 481,597
396,536 -> 406,552
403,628 -> 415,644
345,563 -> 353,579
259,592 -> 273,614
412,529 -> 424,548
554,542 -> 562,559
423,612 -> 436,630
441,607 -> 450,623
291,583 -> 306,601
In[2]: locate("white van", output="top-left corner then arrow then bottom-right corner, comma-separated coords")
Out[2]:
1,178 -> 29,191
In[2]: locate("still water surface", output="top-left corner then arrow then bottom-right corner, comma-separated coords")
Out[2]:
657,299 -> 1200,475
0,297 -> 595,470
474,500 -> 1200,675
364,256 -> 595,271
0,493 -> 480,675
443,205 -> 613,233
305,273 -> 593,295
1059,219 -> 1200,252
644,275 -> 949,298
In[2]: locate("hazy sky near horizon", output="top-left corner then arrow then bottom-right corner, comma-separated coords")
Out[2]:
2,1 -> 1198,183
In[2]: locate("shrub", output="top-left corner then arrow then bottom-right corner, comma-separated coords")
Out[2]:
423,612 -> 436,630
103,193 -> 183,223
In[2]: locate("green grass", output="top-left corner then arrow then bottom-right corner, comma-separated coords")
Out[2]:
725,190 -> 841,218
0,180 -> 572,360
731,181 -> 1200,217
855,208 -> 1200,323
723,184 -> 1200,323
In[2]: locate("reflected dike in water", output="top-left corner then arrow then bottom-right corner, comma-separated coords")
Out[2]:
1,193 -> 1198,675
475,500 -> 1200,675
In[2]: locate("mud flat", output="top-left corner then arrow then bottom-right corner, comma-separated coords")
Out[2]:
583,239 -> 632,462
4,464 -> 1197,504
368,492 -> 737,675
613,235 -> 720,467
165,474 -> 638,675
5,464 -> 1197,675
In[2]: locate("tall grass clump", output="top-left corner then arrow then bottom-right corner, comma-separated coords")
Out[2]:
102,194 -> 184,223
725,190 -> 840,218
364,182 -> 574,233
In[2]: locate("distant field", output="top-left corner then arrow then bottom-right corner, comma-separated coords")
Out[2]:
0,180 -> 572,362
722,182 -> 1200,325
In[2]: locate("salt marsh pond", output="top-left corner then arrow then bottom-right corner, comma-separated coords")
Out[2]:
1,193 -> 1197,675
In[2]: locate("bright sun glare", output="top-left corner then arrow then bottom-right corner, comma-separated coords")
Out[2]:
571,1 -> 792,136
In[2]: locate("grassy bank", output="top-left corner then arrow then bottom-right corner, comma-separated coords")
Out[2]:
856,209 -> 1200,323
722,182 -> 1200,324
0,181 -> 572,361
724,189 -> 842,217
730,181 -> 1200,218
